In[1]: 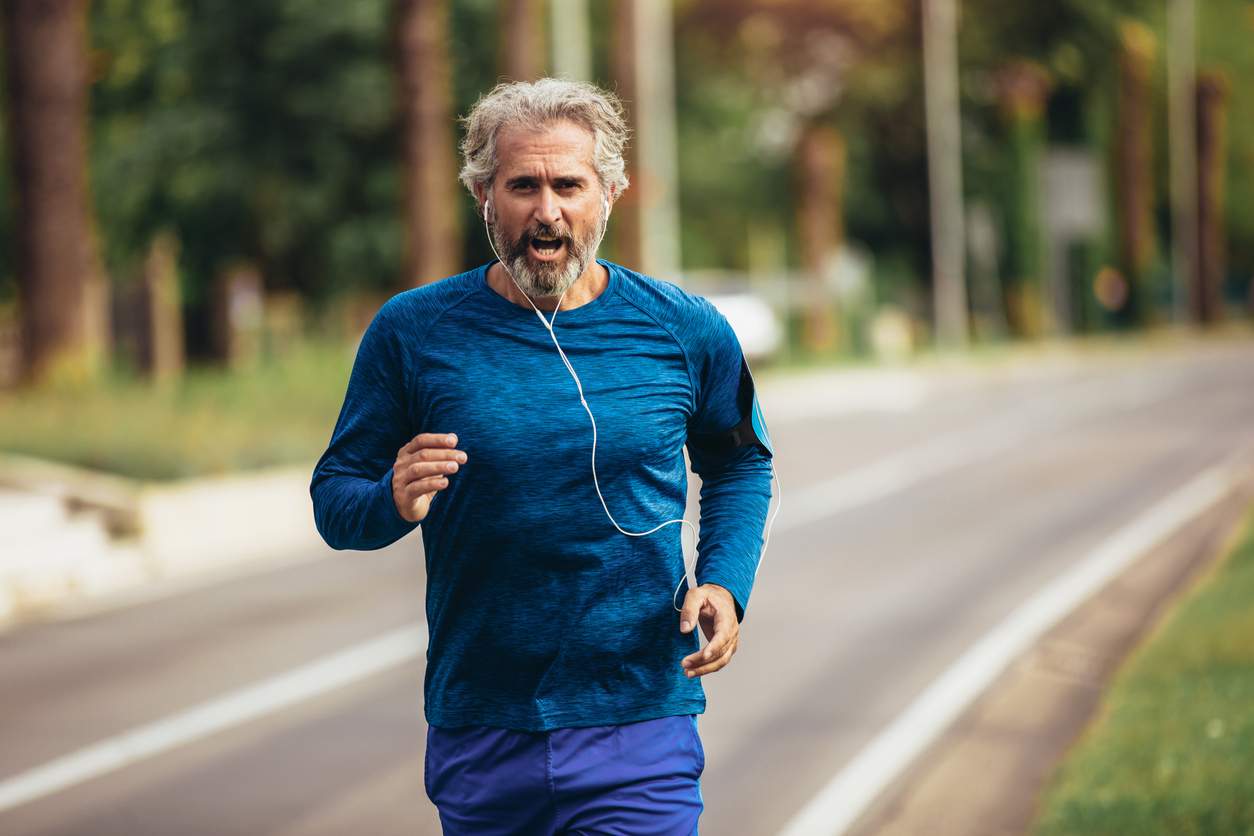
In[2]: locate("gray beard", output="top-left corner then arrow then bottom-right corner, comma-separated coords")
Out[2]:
492,210 -> 605,299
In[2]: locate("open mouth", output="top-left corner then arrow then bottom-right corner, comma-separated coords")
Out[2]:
528,236 -> 567,260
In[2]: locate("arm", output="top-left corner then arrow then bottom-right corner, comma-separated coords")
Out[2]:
687,440 -> 773,621
678,303 -> 774,676
310,300 -> 421,551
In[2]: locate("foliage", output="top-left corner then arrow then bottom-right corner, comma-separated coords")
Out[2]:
0,0 -> 1251,345
88,0 -> 404,313
1033,508 -> 1254,835
0,335 -> 355,479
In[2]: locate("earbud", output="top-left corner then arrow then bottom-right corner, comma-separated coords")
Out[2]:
482,200 -> 491,224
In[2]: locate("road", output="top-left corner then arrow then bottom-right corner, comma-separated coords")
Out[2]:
2,338 -> 1252,835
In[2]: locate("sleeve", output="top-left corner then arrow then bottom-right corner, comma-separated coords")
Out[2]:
310,299 -> 421,550
684,302 -> 775,622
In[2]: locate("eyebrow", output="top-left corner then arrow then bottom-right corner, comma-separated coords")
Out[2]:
504,174 -> 589,188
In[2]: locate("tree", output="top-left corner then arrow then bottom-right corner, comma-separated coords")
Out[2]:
501,0 -> 545,82
3,0 -> 107,385
396,0 -> 463,286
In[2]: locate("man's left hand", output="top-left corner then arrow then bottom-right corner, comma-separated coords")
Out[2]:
679,584 -> 739,678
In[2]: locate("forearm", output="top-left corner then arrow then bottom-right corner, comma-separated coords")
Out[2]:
310,464 -> 419,551
692,445 -> 773,620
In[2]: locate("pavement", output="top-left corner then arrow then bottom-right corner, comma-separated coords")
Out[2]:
1,332 -> 1253,835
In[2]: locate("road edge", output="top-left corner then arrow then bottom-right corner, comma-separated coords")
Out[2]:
843,465 -> 1254,836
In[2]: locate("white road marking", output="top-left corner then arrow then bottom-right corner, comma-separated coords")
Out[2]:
777,460 -> 1244,836
0,623 -> 428,814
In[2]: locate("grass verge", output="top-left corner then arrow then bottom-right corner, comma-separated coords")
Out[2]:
1032,505 -> 1254,835
0,338 -> 355,481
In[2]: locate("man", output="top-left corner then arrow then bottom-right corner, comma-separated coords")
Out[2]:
310,78 -> 774,835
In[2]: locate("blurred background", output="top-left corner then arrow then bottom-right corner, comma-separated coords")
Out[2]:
2,1 -> 1254,835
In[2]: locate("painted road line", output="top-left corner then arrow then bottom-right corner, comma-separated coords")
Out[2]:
0,623 -> 428,814
777,459 -> 1244,836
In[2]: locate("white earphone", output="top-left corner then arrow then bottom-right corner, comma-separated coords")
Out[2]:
480,190 -> 779,615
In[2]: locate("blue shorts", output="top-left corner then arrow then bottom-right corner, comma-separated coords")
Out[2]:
424,714 -> 705,835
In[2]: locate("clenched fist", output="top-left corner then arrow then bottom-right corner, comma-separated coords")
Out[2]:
392,433 -> 467,523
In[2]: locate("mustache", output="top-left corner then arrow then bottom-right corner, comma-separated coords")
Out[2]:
516,223 -> 572,246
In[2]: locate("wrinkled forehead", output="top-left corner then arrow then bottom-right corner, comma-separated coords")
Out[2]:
494,119 -> 598,178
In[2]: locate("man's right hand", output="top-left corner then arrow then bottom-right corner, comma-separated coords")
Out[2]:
392,433 -> 467,523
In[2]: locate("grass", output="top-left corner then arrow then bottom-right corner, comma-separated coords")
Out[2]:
1032,507 -> 1254,835
0,337 -> 357,481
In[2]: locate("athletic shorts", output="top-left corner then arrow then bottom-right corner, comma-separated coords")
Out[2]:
424,714 -> 705,835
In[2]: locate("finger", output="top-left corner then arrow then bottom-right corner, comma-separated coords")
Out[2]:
685,640 -> 737,678
404,475 -> 449,496
400,447 -> 468,467
687,624 -> 732,671
682,621 -> 736,670
678,589 -> 703,635
400,433 -> 459,455
403,460 -> 460,483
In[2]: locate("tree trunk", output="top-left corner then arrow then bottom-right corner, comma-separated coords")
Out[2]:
609,0 -> 643,268
997,60 -> 1050,337
395,0 -> 463,287
1194,70 -> 1229,324
3,0 -> 106,385
140,231 -> 184,382
794,122 -> 845,354
501,0 -> 545,82
1113,20 -> 1157,326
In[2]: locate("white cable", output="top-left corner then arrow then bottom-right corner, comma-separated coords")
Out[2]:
481,205 -> 780,614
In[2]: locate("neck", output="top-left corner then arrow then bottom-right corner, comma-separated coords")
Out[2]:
488,259 -> 608,312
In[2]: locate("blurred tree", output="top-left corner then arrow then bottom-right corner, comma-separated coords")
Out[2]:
609,0 -> 642,268
794,123 -> 845,352
676,0 -> 908,350
396,0 -> 463,286
996,59 -> 1051,336
89,0 -> 407,356
1194,69 -> 1229,323
958,0 -> 1159,333
1194,0 -> 1253,312
3,0 -> 108,385
501,0 -> 546,81
1113,19 -> 1156,326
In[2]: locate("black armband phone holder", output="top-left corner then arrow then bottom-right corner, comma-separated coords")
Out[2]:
692,357 -> 774,458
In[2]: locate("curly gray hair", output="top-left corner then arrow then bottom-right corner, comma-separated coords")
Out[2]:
459,78 -> 631,203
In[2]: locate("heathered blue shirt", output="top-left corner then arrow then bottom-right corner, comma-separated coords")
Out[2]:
310,259 -> 773,731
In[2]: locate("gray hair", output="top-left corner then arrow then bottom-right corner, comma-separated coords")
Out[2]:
458,78 -> 631,202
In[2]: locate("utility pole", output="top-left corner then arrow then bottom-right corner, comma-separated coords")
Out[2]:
632,0 -> 682,281
1167,0 -> 1198,324
550,0 -> 592,81
922,0 -> 969,347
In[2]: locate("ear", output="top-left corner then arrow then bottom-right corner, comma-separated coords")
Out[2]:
473,184 -> 489,218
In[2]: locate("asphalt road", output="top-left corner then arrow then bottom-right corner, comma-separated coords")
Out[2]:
2,338 -> 1252,836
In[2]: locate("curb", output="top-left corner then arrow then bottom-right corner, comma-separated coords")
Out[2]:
0,453 -> 325,626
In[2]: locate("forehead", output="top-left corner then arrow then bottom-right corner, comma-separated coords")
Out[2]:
495,120 -> 597,177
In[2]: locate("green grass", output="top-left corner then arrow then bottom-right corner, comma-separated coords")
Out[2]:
1032,508 -> 1254,836
0,338 -> 357,481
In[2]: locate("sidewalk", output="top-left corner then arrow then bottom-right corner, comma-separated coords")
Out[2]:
0,453 -> 329,629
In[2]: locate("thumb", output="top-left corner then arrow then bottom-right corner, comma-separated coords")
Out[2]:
679,588 -> 703,634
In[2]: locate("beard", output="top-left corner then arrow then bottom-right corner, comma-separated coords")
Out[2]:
490,207 -> 606,299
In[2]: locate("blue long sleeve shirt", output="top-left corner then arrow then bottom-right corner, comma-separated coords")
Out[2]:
310,260 -> 773,731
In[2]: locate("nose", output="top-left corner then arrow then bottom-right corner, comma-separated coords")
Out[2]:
533,187 -> 562,227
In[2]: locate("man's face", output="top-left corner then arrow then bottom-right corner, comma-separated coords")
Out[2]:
484,120 -> 610,298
